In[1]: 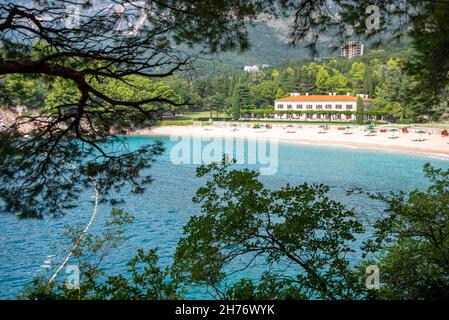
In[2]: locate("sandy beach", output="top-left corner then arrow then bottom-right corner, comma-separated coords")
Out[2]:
133,123 -> 449,160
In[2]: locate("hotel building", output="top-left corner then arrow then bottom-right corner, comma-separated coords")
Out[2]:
273,93 -> 373,121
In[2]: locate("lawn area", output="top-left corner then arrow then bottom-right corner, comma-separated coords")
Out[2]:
158,112 -> 449,127
156,111 -> 230,126
173,111 -> 229,120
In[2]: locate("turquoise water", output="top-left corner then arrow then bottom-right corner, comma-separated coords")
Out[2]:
0,135 -> 448,299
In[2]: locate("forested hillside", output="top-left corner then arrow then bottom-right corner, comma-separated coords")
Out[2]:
176,49 -> 448,122
1,48 -> 447,124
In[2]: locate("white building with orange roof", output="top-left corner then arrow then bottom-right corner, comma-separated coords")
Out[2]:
273,92 -> 373,121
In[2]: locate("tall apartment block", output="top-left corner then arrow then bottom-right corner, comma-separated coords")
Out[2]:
340,41 -> 364,59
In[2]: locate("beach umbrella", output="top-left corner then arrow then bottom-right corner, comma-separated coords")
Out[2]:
416,130 -> 426,141
389,128 -> 399,139
284,124 -> 295,133
318,124 -> 327,134
366,124 -> 376,136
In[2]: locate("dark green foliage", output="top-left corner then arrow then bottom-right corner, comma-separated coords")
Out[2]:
231,83 -> 252,120
21,209 -> 182,300
210,94 -> 225,118
356,97 -> 365,125
0,131 -> 164,218
20,162 -> 449,300
225,273 -> 307,300
173,160 -> 365,299
364,164 -> 449,299
0,1 -> 281,218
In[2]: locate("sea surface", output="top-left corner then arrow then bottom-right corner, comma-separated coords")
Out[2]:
1,135 -> 448,299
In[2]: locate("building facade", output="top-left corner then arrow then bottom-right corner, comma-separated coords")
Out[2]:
273,93 -> 372,121
243,64 -> 270,73
341,41 -> 364,59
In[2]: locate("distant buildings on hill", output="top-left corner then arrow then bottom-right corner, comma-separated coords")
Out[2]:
243,64 -> 270,73
341,41 -> 364,59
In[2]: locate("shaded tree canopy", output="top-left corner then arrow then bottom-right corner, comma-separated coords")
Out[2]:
22,162 -> 449,300
174,160 -> 365,299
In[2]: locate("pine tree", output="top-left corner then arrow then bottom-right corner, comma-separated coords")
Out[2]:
217,70 -> 230,98
356,96 -> 365,125
211,94 -> 225,118
363,67 -> 371,96
240,85 -> 252,109
232,86 -> 241,120
232,83 -> 252,120
228,76 -> 236,99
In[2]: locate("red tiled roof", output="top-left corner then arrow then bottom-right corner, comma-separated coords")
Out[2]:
275,95 -> 373,102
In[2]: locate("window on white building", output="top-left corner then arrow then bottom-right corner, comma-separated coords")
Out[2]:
346,104 -> 353,110
316,105 -> 323,110
336,104 -> 342,110
297,104 -> 303,109
306,104 -> 313,109
278,104 -> 283,109
287,104 -> 292,109
325,104 -> 332,109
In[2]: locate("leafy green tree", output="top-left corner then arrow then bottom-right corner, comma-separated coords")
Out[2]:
210,94 -> 225,118
275,88 -> 288,99
21,162 -> 449,301
3,74 -> 48,108
373,59 -> 407,120
363,164 -> 449,299
278,68 -> 296,93
326,68 -> 349,94
231,89 -> 240,121
363,67 -> 375,98
173,160 -> 366,300
21,209 -> 182,300
250,80 -> 278,108
271,69 -> 280,80
315,66 -> 330,94
0,0 -> 282,218
231,83 -> 252,120
385,101 -> 404,120
216,71 -> 232,98
294,65 -> 316,93
356,97 -> 365,125
349,62 -> 366,94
